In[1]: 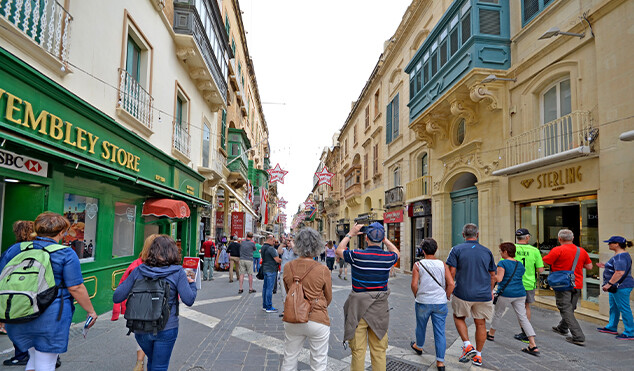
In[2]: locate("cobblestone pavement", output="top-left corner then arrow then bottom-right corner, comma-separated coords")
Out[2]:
3,264 -> 633,370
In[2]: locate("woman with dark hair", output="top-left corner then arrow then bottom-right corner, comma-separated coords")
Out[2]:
0,212 -> 97,371
597,236 -> 634,340
325,241 -> 336,271
487,243 -> 539,356
410,238 -> 454,371
113,235 -> 197,371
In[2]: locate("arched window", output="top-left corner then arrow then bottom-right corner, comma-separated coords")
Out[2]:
540,77 -> 572,156
393,167 -> 401,187
420,153 -> 428,177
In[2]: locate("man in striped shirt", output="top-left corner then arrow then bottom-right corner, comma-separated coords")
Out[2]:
337,222 -> 399,370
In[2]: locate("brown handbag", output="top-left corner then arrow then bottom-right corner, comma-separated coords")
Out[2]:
282,262 -> 318,323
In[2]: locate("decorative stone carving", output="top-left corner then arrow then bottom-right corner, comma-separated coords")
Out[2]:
449,99 -> 476,125
469,84 -> 499,111
412,122 -> 435,148
432,141 -> 500,192
198,81 -> 214,91
425,116 -> 448,139
189,68 -> 207,80
176,47 -> 196,60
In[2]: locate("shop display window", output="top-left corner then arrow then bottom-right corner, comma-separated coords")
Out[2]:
62,193 -> 98,263
112,202 -> 136,258
520,195 -> 599,303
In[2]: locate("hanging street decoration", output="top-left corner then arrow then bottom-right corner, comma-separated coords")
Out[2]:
314,166 -> 335,187
267,163 -> 288,184
304,199 -> 316,209
277,197 -> 288,209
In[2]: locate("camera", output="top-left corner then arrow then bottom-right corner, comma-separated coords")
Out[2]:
359,226 -> 367,234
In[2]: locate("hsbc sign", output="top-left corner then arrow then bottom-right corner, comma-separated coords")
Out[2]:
0,149 -> 48,178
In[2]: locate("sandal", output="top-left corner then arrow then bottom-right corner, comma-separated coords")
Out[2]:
249,289 -> 256,293
238,289 -> 244,294
521,346 -> 540,356
486,331 -> 494,341
410,341 -> 422,355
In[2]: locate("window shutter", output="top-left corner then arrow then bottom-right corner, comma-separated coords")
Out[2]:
523,0 -> 539,23
461,12 -> 471,42
221,110 -> 227,150
386,101 -> 393,144
393,94 -> 399,138
479,9 -> 501,35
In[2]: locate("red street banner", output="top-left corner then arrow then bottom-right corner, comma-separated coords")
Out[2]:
383,209 -> 404,224
231,212 -> 245,238
215,211 -> 224,228
183,257 -> 202,289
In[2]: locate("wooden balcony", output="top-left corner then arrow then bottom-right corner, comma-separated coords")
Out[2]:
345,183 -> 361,200
384,186 -> 404,208
406,176 -> 432,200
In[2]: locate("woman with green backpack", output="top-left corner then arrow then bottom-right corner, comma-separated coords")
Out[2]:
0,212 -> 97,371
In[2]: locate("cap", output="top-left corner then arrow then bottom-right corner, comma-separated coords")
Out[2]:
365,222 -> 385,243
515,228 -> 530,237
604,236 -> 626,244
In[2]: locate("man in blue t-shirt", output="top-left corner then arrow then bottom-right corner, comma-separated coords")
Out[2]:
446,223 -> 496,367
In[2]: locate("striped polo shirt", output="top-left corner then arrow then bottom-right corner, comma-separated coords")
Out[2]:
344,246 -> 398,292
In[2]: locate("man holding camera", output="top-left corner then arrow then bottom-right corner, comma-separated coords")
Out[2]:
336,222 -> 399,371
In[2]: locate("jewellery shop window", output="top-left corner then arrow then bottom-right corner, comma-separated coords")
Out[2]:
113,202 -> 137,258
62,193 -> 99,263
519,195 -> 599,303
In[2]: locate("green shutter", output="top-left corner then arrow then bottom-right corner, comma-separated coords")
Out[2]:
386,101 -> 393,144
221,110 -> 227,150
176,97 -> 183,127
393,94 -> 399,138
126,37 -> 141,82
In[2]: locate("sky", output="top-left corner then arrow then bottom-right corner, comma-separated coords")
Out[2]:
243,0 -> 413,230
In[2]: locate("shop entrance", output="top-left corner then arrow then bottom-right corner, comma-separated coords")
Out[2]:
451,183 -> 478,246
0,180 -> 47,251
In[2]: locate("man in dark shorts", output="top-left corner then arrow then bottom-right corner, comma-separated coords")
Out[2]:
227,236 -> 241,282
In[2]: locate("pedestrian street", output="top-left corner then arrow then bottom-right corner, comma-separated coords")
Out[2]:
1,265 -> 629,371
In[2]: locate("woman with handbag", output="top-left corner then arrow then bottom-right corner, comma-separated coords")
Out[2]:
281,228 -> 332,371
487,243 -> 540,356
409,238 -> 454,371
596,236 -> 634,340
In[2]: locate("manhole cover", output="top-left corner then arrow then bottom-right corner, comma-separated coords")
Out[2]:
384,356 -> 423,371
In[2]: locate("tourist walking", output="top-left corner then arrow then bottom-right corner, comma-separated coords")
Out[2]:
227,236 -> 241,282
201,235 -> 215,281
217,238 -> 229,270
337,241 -> 348,280
281,228 -> 332,371
337,223 -> 399,371
113,235 -> 197,371
325,241 -> 336,271
446,223 -> 496,367
597,236 -> 634,340
543,229 -> 592,346
410,238 -> 454,371
253,237 -> 262,273
278,237 -> 298,305
513,228 -> 544,342
0,212 -> 97,371
261,235 -> 281,312
238,232 -> 257,294
487,243 -> 540,356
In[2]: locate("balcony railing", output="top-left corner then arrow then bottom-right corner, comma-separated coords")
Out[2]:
503,111 -> 593,169
406,176 -> 432,200
173,123 -> 191,158
384,186 -> 404,208
118,68 -> 153,130
0,0 -> 73,64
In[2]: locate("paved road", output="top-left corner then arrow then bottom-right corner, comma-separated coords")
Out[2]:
2,264 -> 633,370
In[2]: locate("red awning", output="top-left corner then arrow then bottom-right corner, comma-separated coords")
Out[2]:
142,199 -> 191,218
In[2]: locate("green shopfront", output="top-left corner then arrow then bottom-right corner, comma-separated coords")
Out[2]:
0,48 -> 207,322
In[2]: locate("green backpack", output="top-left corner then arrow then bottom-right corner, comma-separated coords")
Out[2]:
0,242 -> 67,323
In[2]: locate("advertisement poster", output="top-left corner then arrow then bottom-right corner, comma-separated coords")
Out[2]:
215,211 -> 224,228
244,213 -> 253,234
231,212 -> 244,238
62,193 -> 98,262
183,257 -> 202,290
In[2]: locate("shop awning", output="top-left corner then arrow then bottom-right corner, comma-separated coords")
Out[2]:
142,199 -> 191,218
220,181 -> 258,217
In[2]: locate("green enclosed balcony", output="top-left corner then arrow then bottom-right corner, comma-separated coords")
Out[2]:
227,128 -> 250,188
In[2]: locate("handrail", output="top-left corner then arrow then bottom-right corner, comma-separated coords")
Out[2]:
118,68 -> 154,129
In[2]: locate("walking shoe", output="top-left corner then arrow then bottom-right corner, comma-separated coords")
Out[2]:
3,356 -> 28,366
616,334 -> 634,340
56,356 -> 61,369
265,307 -> 279,313
597,327 -> 618,335
338,274 -> 342,279
344,277 -> 347,280
458,344 -> 476,363
514,332 -> 529,343
262,307 -> 267,311
565,336 -> 585,346
472,354 -> 482,367
552,326 -> 568,336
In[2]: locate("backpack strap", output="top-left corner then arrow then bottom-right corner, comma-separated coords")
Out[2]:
297,262 -> 318,282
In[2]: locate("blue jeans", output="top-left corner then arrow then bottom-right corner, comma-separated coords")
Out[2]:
135,327 -> 179,371
607,287 -> 634,336
253,257 -> 261,273
14,344 -> 28,361
415,302 -> 448,362
263,272 -> 277,309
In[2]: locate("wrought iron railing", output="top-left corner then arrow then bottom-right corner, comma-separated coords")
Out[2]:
503,111 -> 594,168
118,68 -> 154,130
0,0 -> 73,64
173,122 -> 191,158
384,186 -> 404,207
406,176 -> 432,200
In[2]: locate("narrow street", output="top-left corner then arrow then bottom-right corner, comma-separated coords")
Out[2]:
2,265 -> 629,371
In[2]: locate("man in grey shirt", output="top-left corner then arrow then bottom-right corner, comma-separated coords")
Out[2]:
238,232 -> 256,294
277,237 -> 297,304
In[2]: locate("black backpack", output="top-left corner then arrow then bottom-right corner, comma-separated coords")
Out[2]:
124,277 -> 175,335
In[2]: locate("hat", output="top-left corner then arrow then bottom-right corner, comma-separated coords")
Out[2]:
365,222 -> 385,243
515,228 -> 530,237
604,236 -> 626,244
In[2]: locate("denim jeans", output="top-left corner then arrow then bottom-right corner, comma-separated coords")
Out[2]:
253,257 -> 261,273
263,272 -> 277,309
415,302 -> 448,362
203,257 -> 214,280
607,287 -> 634,336
135,327 -> 179,371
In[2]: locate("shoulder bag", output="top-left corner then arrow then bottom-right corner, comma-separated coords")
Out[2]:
494,260 -> 519,304
416,260 -> 443,288
282,262 -> 318,323
547,247 -> 580,291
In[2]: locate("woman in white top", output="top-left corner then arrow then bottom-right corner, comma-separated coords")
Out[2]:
410,238 -> 455,371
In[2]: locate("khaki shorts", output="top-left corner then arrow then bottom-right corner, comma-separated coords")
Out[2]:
525,289 -> 536,304
451,295 -> 494,321
238,259 -> 253,275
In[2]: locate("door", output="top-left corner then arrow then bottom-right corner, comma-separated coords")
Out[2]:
451,186 -> 478,246
1,182 -> 47,251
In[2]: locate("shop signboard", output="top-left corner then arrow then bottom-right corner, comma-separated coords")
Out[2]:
231,212 -> 245,238
215,211 -> 224,228
0,148 -> 48,177
383,209 -> 404,224
409,200 -> 432,217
